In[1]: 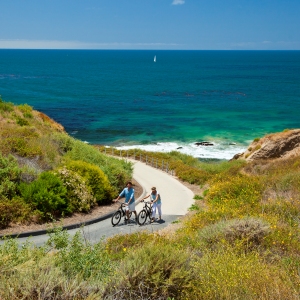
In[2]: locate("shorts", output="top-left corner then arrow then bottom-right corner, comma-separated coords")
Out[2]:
125,201 -> 135,212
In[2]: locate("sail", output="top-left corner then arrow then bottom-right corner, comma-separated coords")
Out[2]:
154,55 -> 156,62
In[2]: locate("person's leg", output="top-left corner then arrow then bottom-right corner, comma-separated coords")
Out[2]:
133,210 -> 137,219
125,207 -> 130,223
152,203 -> 157,220
157,204 -> 162,220
134,210 -> 138,223
128,202 -> 137,223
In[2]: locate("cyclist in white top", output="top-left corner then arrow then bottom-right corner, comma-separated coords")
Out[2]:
141,186 -> 162,222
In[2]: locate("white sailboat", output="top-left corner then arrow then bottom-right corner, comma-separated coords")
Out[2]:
154,55 -> 156,62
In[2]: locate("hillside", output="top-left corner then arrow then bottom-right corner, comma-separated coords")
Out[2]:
0,98 -> 133,228
1,99 -> 300,299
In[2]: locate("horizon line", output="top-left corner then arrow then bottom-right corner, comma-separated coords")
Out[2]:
1,48 -> 299,51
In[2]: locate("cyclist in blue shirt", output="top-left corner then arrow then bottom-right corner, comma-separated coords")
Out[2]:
114,181 -> 137,223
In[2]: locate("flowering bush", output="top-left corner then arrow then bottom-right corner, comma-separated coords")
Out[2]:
66,160 -> 115,204
56,166 -> 96,213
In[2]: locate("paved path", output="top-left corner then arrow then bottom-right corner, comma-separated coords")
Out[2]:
1,160 -> 195,247
132,160 -> 194,215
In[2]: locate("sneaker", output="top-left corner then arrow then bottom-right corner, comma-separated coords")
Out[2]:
151,218 -> 154,223
124,218 -> 128,224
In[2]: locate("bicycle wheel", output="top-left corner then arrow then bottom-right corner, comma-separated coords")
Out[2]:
137,209 -> 147,225
111,210 -> 122,226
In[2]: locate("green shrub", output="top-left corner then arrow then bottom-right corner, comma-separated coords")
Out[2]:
0,154 -> 21,199
66,160 -> 115,204
15,116 -> 30,126
0,99 -> 14,113
66,141 -> 133,191
18,103 -> 33,116
56,166 -> 96,212
105,232 -> 155,260
177,166 -> 209,184
189,204 -> 200,211
51,132 -> 76,154
197,217 -> 271,251
19,171 -> 68,220
0,196 -> 31,229
50,230 -> 115,281
3,137 -> 42,157
0,234 -> 106,299
254,144 -> 261,151
103,243 -> 195,299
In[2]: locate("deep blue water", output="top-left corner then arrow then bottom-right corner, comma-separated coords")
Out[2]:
1,50 -> 300,159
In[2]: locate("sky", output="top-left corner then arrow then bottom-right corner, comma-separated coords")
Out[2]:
0,0 -> 300,50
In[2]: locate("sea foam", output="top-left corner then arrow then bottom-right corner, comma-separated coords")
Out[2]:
115,142 -> 247,160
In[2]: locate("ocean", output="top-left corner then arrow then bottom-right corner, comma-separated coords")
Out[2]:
1,50 -> 300,160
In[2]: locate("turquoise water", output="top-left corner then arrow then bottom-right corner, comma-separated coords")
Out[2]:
1,50 -> 300,159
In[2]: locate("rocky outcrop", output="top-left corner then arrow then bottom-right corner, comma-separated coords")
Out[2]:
195,141 -> 214,146
233,129 -> 300,161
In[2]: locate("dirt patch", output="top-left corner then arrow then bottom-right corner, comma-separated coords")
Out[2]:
0,178 -> 144,236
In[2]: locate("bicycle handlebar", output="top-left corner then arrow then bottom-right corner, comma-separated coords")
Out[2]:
142,201 -> 153,204
114,200 -> 128,206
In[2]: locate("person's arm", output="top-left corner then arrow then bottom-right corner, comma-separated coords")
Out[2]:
153,193 -> 160,203
141,194 -> 150,201
128,188 -> 135,204
113,189 -> 125,202
113,195 -> 120,202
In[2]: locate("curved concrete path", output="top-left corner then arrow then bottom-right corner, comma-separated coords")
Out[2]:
0,159 -> 195,246
132,160 -> 194,215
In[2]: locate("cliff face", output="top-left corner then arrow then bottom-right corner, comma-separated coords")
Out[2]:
233,129 -> 300,161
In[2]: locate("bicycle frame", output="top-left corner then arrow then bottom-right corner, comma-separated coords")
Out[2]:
137,201 -> 153,225
111,201 -> 132,226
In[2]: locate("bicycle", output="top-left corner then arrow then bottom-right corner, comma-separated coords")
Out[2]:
111,201 -> 132,226
137,201 -> 153,225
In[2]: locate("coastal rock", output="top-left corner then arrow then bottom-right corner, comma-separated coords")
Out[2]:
195,141 -> 214,146
232,129 -> 300,161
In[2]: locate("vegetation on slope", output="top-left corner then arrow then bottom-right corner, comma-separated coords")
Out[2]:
0,98 -> 133,226
1,98 -> 300,299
